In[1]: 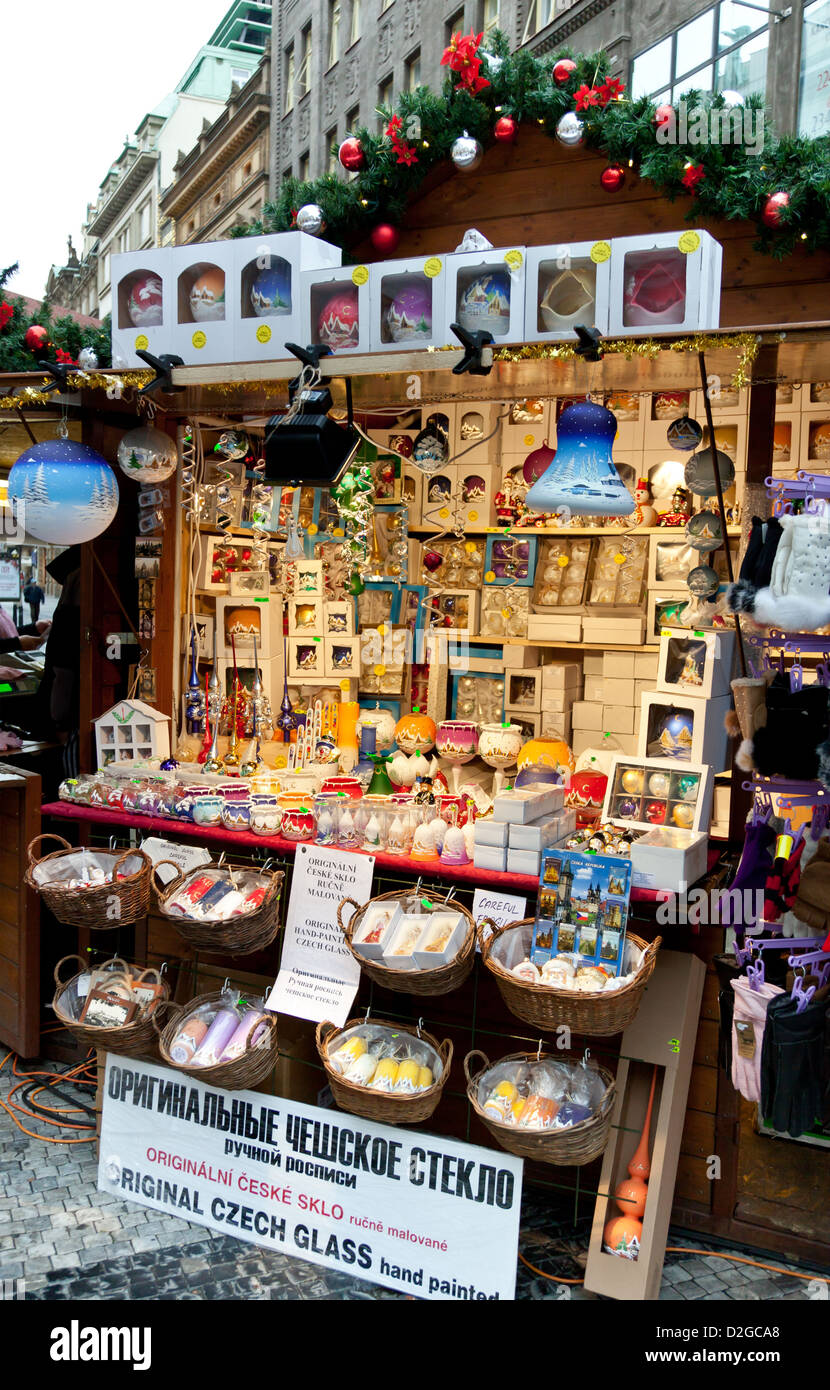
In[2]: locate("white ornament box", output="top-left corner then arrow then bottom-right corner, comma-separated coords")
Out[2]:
629,826 -> 709,895
601,754 -> 714,835
299,264 -> 372,356
655,626 -> 736,700
524,241 -> 612,342
170,242 -> 237,366
214,594 -> 281,660
234,232 -> 342,364
110,249 -> 174,369
443,246 -> 527,345
637,689 -> 731,772
608,229 -> 723,338
368,256 -> 448,353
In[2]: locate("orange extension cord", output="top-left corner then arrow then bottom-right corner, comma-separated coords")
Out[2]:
518,1247 -> 826,1286
0,1039 -> 97,1144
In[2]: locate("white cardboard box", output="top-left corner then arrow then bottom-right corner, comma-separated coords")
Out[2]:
110,249 -> 172,369
602,652 -> 636,679
602,754 -> 714,834
474,819 -> 510,848
528,615 -> 582,642
656,626 -> 736,700
473,844 -> 508,873
541,661 -> 582,688
584,676 -> 606,703
524,240 -> 611,341
509,811 -> 575,850
603,677 -> 636,706
540,711 -> 572,739
504,668 -> 543,711
324,635 -> 360,678
583,654 -> 604,675
638,690 -> 731,772
603,705 -> 635,736
502,645 -> 541,668
171,242 -> 237,365
369,255 -> 449,353
630,826 -> 709,894
634,652 -> 660,678
572,701 -> 604,731
582,616 -> 645,645
299,264 -> 371,356
234,232 -> 342,364
444,246 -> 527,345
493,783 -> 565,824
506,848 -> 543,876
608,229 -> 722,337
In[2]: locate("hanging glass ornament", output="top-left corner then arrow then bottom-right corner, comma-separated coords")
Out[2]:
685,509 -> 723,552
524,401 -> 634,517
684,447 -> 736,498
451,132 -> 483,171
555,112 -> 584,147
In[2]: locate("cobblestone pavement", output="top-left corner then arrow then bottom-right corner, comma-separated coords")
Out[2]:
0,1057 -> 820,1301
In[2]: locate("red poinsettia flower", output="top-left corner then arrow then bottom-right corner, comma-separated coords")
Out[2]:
55,347 -> 77,365
597,76 -> 625,104
463,69 -> 491,95
385,114 -> 403,136
442,31 -> 483,72
0,303 -> 12,331
394,144 -> 419,166
681,162 -> 705,193
574,84 -> 601,111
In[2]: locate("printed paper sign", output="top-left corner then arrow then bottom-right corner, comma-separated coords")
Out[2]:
267,845 -> 374,1026
139,837 -> 213,885
99,1055 -> 522,1300
472,888 -> 527,950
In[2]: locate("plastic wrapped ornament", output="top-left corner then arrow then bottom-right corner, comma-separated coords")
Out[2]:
524,401 -> 634,517
8,438 -> 119,544
555,112 -> 584,146
117,425 -> 177,482
126,273 -> 163,327
385,282 -> 432,343
617,797 -> 639,820
189,268 -> 225,321
451,132 -> 483,171
684,447 -> 735,498
251,266 -> 291,316
672,802 -> 695,828
457,270 -> 511,335
677,774 -> 699,802
620,768 -> 644,794
645,800 -> 667,824
78,347 -> 99,370
316,287 -> 359,350
539,265 -> 596,331
296,203 -> 325,236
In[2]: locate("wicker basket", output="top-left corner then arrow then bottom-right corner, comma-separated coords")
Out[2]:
155,991 -> 277,1091
336,889 -> 476,996
316,1017 -> 453,1124
51,954 -> 167,1057
25,834 -> 151,928
464,1048 -> 616,1166
479,919 -> 661,1037
152,861 -> 285,955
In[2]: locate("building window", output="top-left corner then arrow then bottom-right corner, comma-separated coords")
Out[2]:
283,165 -> 293,184
482,0 -> 499,33
299,151 -> 311,181
447,8 -> 464,42
377,77 -> 393,129
298,25 -> 311,97
349,0 -> 361,45
631,2 -> 769,104
328,0 -> 341,67
139,202 -> 151,243
800,0 -> 830,137
406,49 -> 421,91
284,46 -> 295,112
381,0 -> 393,10
187,219 -> 195,235
231,66 -> 249,85
522,0 -> 553,40
326,127 -> 339,173
346,104 -> 360,132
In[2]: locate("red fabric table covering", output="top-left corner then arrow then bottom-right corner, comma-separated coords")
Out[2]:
40,802 -> 720,904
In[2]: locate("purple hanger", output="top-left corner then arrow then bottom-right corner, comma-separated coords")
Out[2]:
790,974 -> 815,1013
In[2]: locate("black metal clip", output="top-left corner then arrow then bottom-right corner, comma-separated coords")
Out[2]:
32,359 -> 75,396
284,342 -> 333,395
135,348 -> 186,397
573,324 -> 603,361
449,323 -> 494,376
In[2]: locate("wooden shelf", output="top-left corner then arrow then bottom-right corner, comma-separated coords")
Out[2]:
410,526 -> 743,537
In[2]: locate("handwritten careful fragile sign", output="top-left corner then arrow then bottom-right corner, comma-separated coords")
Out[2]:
99,1056 -> 522,1300
267,844 -> 375,1026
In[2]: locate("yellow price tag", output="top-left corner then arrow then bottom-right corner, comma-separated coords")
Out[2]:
423,257 -> 442,278
501,608 -> 510,619
351,264 -> 369,286
339,678 -> 351,692
256,323 -> 272,344
557,555 -> 569,568
377,623 -> 387,635
523,434 -> 537,448
468,510 -> 478,522
660,627 -> 672,637
307,523 -> 318,535
374,664 -> 386,676
613,552 -> 626,565
591,241 -> 612,264
464,541 -> 477,553
191,331 -> 207,350
439,507 -> 449,518
332,527 -> 344,537
274,752 -> 289,769
504,249 -> 523,271
678,230 -> 700,254
134,334 -> 149,351
485,570 -> 496,583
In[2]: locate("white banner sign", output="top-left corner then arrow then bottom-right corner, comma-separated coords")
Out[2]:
99,1055 -> 522,1300
472,888 -> 527,950
267,844 -> 374,1027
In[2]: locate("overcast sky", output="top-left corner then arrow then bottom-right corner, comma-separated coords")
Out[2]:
1,0 -> 235,302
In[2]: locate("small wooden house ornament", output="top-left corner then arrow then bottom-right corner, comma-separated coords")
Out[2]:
94,699 -> 171,768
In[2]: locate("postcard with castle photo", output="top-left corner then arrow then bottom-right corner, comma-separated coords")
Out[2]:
532,850 -> 633,976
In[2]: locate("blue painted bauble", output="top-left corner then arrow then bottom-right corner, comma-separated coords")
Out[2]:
8,439 -> 119,544
667,415 -> 703,452
457,270 -> 511,335
524,401 -> 635,517
250,266 -> 292,317
658,710 -> 694,757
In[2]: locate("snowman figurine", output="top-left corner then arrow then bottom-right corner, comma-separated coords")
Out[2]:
630,477 -> 657,528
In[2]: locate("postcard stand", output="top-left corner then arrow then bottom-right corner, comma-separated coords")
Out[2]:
584,949 -> 705,1300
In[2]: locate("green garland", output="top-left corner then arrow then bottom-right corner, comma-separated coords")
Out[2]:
229,32 -> 830,262
0,264 -> 112,373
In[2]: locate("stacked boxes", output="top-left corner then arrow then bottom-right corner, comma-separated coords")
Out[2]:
537,660 -> 582,743
571,651 -> 659,759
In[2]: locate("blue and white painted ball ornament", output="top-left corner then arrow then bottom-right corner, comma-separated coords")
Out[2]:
250,266 -> 292,317
8,439 -> 119,544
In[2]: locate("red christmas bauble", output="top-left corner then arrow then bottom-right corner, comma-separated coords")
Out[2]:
494,114 -> 518,143
523,439 -> 555,487
316,287 -> 360,350
600,164 -> 625,192
654,103 -> 674,128
338,137 -> 365,172
553,59 -> 577,85
423,549 -> 443,572
370,223 -> 400,254
762,191 -> 790,228
24,324 -> 49,354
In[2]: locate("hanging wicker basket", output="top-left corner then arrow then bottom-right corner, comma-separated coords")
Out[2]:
25,834 -> 151,928
51,955 -> 168,1057
479,919 -> 660,1037
155,991 -> 277,1091
152,861 -> 285,955
316,1018 -> 453,1125
336,889 -> 476,996
464,1048 -> 616,1166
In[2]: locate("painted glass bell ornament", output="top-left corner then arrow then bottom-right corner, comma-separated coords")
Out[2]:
524,401 -> 635,517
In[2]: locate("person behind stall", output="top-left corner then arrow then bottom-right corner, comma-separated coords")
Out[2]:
0,605 -> 50,653
23,577 -> 45,623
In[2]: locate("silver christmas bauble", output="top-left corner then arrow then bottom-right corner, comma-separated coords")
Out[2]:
117,425 -> 177,483
451,132 -> 483,172
556,112 -> 585,147
78,347 -> 99,370
684,447 -> 736,499
687,564 -> 720,598
296,203 -> 325,236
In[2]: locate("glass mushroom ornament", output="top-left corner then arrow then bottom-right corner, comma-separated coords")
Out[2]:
478,721 -> 524,796
435,719 -> 479,795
